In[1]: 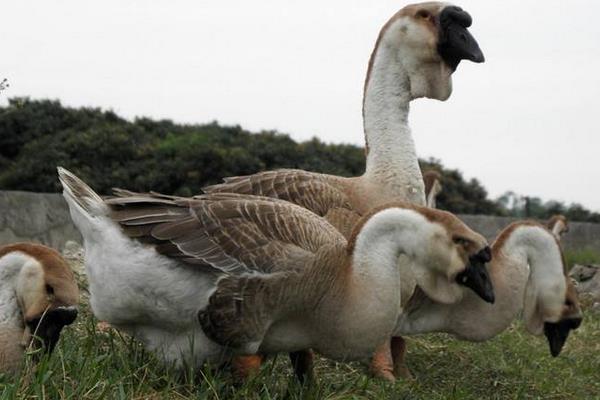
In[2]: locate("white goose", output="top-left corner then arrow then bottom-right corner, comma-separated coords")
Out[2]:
0,243 -> 79,373
58,167 -> 492,370
204,1 -> 485,379
395,221 -> 583,367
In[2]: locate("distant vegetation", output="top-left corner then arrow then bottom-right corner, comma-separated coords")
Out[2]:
1,97 -> 598,222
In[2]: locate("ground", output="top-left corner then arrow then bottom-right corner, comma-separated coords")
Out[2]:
1,253 -> 599,399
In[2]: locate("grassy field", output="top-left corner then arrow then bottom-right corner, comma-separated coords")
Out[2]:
565,248 -> 600,269
1,266 -> 599,399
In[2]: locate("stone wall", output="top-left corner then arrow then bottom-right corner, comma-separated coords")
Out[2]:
0,191 -> 599,252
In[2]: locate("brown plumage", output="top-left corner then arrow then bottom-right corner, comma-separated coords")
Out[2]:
107,192 -> 346,275
204,170 -> 360,238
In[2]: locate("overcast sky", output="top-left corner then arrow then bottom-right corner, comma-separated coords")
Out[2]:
3,0 -> 599,211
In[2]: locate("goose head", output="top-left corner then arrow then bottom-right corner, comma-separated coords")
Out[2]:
417,207 -> 494,304
370,2 -> 484,100
6,244 -> 79,355
543,275 -> 582,357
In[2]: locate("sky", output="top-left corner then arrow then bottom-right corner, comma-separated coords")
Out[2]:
2,0 -> 599,211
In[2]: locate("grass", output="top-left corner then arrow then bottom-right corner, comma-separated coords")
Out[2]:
565,248 -> 600,269
2,267 -> 600,399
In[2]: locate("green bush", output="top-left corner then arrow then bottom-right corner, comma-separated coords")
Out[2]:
1,97 -> 597,221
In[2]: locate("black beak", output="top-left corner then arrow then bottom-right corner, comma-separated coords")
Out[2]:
455,246 -> 495,304
543,317 -> 582,357
437,6 -> 485,71
27,306 -> 78,353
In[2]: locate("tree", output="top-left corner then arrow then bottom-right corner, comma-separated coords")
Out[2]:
1,98 -> 597,222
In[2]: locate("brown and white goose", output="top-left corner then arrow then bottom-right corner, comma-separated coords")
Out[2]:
205,2 -> 483,236
203,1 -> 485,379
58,167 -> 491,371
395,221 -> 583,362
0,243 -> 79,374
546,214 -> 569,240
391,184 -> 581,376
423,170 -> 443,208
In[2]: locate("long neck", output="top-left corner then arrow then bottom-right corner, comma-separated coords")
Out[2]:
550,220 -> 566,239
502,226 -> 566,332
325,209 -> 427,357
0,253 -> 25,329
362,43 -> 425,204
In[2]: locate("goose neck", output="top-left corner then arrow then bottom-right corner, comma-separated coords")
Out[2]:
500,226 -> 564,286
362,44 -> 424,203
340,209 -> 430,332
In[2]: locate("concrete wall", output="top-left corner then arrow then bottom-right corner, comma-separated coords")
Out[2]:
459,214 -> 600,251
0,191 -> 81,250
0,191 -> 599,252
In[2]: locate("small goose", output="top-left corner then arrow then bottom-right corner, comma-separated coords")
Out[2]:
546,214 -> 569,240
0,243 -> 79,374
423,170 -> 443,209
58,167 -> 492,370
395,221 -> 583,364
204,1 -> 484,379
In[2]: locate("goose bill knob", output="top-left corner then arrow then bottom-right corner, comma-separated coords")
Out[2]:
455,246 -> 495,304
26,306 -> 78,353
437,5 -> 485,71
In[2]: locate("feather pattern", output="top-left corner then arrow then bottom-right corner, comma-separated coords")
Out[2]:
105,190 -> 349,349
106,192 -> 346,275
204,170 -> 360,237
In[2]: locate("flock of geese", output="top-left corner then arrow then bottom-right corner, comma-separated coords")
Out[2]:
0,1 -> 584,386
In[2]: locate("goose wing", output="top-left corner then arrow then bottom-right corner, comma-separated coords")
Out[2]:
203,169 -> 359,238
106,191 -> 346,275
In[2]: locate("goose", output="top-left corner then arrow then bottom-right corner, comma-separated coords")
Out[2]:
423,170 -> 443,208
394,221 -> 583,371
205,2 -> 484,234
58,167 -> 493,373
0,243 -> 79,374
391,180 -> 581,377
546,214 -> 569,240
203,1 -> 485,379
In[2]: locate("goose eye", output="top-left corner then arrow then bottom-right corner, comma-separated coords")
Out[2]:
565,299 -> 574,307
416,10 -> 432,20
45,284 -> 55,295
452,237 -> 470,246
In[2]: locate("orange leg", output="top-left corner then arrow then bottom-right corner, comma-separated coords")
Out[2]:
231,354 -> 264,380
289,350 -> 315,384
369,340 -> 396,382
391,336 -> 413,379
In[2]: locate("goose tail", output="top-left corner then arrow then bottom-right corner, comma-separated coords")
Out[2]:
57,167 -> 108,222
